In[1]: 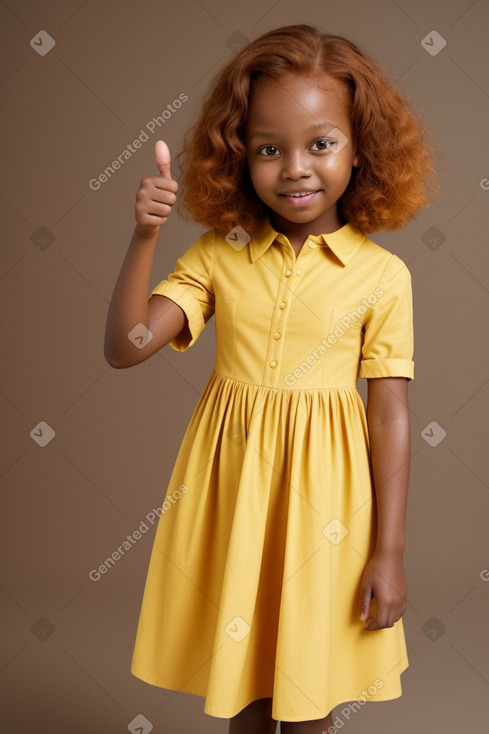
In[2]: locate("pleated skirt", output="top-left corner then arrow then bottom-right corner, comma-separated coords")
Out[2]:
131,370 -> 408,721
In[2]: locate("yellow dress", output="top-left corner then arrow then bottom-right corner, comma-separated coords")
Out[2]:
130,216 -> 414,722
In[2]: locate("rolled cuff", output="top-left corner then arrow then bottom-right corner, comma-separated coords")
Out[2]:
149,281 -> 206,351
358,358 -> 414,380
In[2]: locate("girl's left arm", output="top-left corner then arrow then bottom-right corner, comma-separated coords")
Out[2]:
360,376 -> 410,631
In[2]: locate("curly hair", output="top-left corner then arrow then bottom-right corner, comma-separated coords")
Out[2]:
176,24 -> 438,235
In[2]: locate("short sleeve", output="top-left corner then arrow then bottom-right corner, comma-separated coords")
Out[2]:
148,229 -> 216,351
358,254 -> 414,380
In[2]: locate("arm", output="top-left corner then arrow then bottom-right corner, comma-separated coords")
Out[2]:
104,141 -> 187,368
360,376 -> 410,630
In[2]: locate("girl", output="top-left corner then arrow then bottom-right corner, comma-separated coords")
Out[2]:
104,24 -> 436,734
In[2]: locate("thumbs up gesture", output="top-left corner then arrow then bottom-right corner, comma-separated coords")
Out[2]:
135,140 -> 179,238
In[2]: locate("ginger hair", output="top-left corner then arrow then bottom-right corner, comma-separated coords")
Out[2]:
176,24 -> 438,235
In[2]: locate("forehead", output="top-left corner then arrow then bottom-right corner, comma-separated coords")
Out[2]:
245,73 -> 351,130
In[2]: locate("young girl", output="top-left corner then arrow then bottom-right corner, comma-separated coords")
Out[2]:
105,24 -> 436,734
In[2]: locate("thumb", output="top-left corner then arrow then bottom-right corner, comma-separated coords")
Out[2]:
155,140 -> 171,179
360,584 -> 372,622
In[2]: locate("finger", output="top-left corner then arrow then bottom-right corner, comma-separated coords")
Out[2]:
360,585 -> 372,622
155,140 -> 171,179
365,607 -> 395,631
364,617 -> 377,630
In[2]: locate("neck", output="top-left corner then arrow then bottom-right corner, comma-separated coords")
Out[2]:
269,211 -> 345,241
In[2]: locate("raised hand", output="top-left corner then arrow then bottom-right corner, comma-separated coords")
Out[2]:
135,140 -> 179,238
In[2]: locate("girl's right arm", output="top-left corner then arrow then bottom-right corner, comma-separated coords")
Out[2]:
104,141 -> 187,369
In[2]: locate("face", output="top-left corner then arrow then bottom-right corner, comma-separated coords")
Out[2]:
244,73 -> 361,240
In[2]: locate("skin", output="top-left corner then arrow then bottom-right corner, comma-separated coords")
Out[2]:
105,74 -> 410,734
244,72 -> 361,252
103,142 -> 188,369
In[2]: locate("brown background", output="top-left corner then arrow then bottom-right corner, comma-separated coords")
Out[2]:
1,0 -> 488,732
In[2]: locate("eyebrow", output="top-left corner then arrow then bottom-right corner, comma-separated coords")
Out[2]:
247,121 -> 337,139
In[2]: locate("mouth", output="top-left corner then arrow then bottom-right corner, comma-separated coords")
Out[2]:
279,190 -> 321,206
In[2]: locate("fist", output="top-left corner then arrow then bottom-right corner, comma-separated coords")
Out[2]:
135,140 -> 179,237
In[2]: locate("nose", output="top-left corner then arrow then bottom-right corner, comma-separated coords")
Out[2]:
281,150 -> 311,180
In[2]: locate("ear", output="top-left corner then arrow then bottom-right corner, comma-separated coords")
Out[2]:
352,152 -> 362,168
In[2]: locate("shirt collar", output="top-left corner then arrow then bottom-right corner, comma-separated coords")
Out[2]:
248,216 -> 366,266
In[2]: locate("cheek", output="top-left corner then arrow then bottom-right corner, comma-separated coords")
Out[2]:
248,161 -> 272,189
246,157 -> 258,183
315,155 -> 354,178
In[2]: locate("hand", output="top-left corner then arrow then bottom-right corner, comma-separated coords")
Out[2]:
135,140 -> 179,238
360,550 -> 407,631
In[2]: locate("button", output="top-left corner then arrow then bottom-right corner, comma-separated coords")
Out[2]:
308,241 -> 317,248
296,268 -> 303,275
284,268 -> 292,277
273,332 -> 281,340
279,301 -> 287,309
269,360 -> 277,368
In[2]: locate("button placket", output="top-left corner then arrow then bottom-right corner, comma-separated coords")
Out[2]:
264,241 -> 311,385
265,243 -> 294,387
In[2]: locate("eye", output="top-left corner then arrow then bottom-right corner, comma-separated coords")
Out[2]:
258,145 -> 280,156
311,138 -> 334,151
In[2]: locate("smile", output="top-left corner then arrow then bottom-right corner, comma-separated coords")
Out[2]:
279,191 -> 320,205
